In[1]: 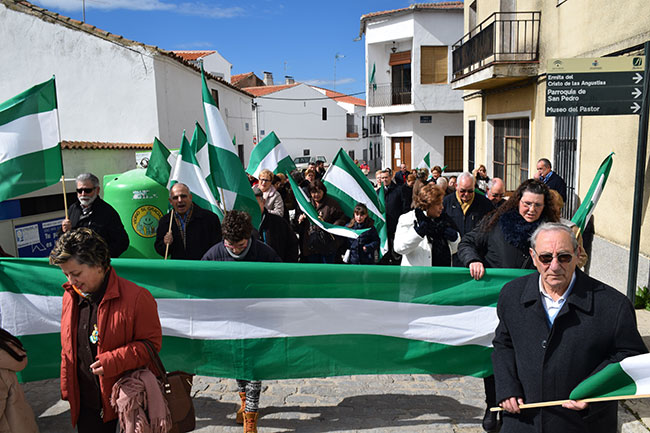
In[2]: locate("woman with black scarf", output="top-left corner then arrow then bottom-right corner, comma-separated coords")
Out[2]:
457,179 -> 557,432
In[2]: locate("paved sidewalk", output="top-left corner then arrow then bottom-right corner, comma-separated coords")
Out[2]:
23,310 -> 650,432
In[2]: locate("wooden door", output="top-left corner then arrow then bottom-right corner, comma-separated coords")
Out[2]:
391,137 -> 412,171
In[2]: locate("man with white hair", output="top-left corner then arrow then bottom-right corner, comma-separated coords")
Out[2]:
61,173 -> 129,257
487,177 -> 506,207
442,172 -> 494,266
493,222 -> 647,432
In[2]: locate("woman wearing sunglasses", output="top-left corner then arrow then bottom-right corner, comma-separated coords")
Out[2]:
457,178 -> 558,432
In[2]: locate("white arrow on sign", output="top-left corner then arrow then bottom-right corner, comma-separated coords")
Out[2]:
633,73 -> 643,84
632,88 -> 643,99
631,102 -> 641,113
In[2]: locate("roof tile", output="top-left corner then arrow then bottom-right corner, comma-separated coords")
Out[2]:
171,50 -> 217,61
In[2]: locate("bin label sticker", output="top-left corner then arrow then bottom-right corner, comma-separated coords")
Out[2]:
132,205 -> 163,238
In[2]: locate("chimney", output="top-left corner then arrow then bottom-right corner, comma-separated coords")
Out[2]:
263,71 -> 274,86
285,76 -> 295,85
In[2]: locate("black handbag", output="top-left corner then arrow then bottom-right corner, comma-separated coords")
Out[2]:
141,340 -> 196,433
307,224 -> 337,254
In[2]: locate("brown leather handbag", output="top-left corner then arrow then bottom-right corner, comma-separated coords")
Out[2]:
142,340 -> 196,433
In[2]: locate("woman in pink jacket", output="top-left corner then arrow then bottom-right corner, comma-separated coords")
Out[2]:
50,228 -> 162,432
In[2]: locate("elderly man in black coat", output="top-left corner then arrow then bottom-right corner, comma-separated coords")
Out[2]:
493,222 -> 647,433
154,183 -> 222,260
442,172 -> 494,266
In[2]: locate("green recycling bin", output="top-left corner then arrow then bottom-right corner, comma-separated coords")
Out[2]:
103,169 -> 168,258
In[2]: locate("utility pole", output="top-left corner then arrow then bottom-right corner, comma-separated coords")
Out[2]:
82,0 -> 85,22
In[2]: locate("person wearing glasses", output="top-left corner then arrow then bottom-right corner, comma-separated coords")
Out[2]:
457,179 -> 558,432
257,169 -> 284,217
493,223 -> 647,433
487,178 -> 507,207
61,173 -> 129,258
443,172 -> 494,266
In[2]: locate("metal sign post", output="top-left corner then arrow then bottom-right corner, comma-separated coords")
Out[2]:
545,50 -> 649,303
627,41 -> 650,302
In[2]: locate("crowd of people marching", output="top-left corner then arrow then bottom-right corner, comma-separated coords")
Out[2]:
1,156 -> 617,433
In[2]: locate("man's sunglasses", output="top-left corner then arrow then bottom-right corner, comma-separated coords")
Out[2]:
533,250 -> 575,264
76,188 -> 95,194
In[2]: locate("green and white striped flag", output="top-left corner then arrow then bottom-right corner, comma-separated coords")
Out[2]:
570,353 -> 650,400
322,148 -> 388,254
571,152 -> 614,235
287,175 -> 366,240
0,258 -> 533,382
245,131 -> 296,178
417,152 -> 431,170
145,137 -> 176,188
0,77 -> 63,202
201,67 -> 260,227
170,129 -> 222,218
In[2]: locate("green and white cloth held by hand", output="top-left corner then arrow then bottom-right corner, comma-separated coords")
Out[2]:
570,353 -> 650,400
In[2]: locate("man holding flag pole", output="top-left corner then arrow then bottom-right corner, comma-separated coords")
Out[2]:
492,222 -> 647,432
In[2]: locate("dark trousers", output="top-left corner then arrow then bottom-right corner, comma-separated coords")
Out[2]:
484,375 -> 496,406
77,405 -> 118,433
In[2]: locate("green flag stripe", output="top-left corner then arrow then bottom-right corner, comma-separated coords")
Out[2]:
569,361 -> 635,400
0,78 -> 57,127
0,258 -> 530,305
16,333 -> 494,383
324,165 -> 385,221
145,138 -> 173,187
0,146 -> 62,201
571,153 -> 613,233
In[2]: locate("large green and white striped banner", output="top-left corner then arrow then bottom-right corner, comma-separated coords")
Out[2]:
0,258 -> 533,383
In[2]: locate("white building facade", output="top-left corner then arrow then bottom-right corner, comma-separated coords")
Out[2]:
0,0 -> 254,179
245,83 -> 368,165
360,3 -> 465,172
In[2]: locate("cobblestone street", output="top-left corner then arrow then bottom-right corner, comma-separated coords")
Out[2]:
23,372 -> 648,432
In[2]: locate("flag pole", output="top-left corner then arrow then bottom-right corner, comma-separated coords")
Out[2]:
53,75 -> 69,221
61,176 -> 69,220
490,394 -> 650,412
164,209 -> 174,260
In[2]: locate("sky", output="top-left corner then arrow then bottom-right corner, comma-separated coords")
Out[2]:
29,0 -> 440,98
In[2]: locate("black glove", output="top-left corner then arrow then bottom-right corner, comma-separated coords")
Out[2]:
442,226 -> 458,242
414,209 -> 436,238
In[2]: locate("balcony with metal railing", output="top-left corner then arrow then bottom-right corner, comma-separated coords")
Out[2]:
451,11 -> 540,90
367,83 -> 412,108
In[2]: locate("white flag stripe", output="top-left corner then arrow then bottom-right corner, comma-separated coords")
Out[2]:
0,292 -> 497,347
250,146 -> 290,179
0,293 -> 62,336
196,144 -> 210,180
325,164 -> 385,221
171,159 -> 218,206
203,102 -> 236,154
621,353 -> 650,395
0,110 -> 59,162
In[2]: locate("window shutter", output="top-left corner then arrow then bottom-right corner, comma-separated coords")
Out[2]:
421,46 -> 448,84
389,51 -> 411,66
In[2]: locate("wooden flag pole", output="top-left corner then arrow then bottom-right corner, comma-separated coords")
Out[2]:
164,209 -> 174,260
61,175 -> 69,220
490,394 -> 650,412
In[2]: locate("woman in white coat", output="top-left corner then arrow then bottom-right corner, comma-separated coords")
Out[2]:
394,183 -> 460,267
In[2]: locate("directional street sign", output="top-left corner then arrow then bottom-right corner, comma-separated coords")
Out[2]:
545,56 -> 646,116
